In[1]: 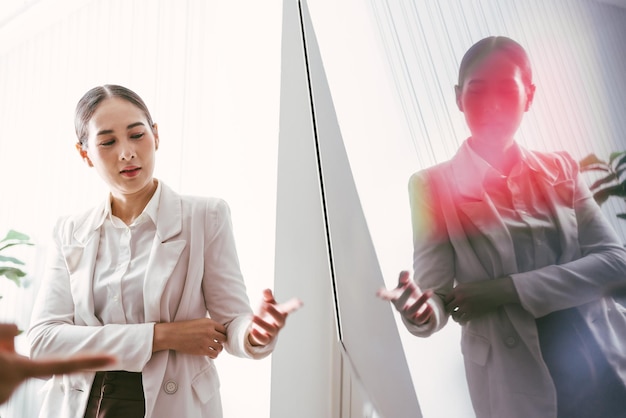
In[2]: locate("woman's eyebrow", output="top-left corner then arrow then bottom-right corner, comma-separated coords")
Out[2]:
96,122 -> 145,136
127,122 -> 145,130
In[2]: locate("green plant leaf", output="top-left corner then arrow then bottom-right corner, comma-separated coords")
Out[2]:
0,267 -> 26,286
580,166 -> 611,175
593,182 -> 626,205
614,154 -> 626,173
579,153 -> 606,168
0,255 -> 25,265
0,230 -> 33,252
616,166 -> 626,182
609,151 -> 626,165
590,172 -> 617,191
580,157 -> 609,173
0,230 -> 30,243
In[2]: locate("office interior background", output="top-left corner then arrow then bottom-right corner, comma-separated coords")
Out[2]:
0,0 -> 625,416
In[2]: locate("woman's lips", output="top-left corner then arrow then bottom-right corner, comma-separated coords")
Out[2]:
120,167 -> 141,177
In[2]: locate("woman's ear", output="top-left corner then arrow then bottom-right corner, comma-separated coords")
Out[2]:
525,84 -> 536,111
152,123 -> 159,151
75,142 -> 93,167
455,85 -> 463,111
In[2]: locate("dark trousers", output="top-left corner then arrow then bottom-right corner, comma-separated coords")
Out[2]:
537,308 -> 626,418
83,371 -> 145,418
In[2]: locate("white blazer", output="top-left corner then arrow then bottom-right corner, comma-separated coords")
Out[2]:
28,181 -> 273,418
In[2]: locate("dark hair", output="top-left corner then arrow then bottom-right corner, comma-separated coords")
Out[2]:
75,84 -> 155,148
458,36 -> 532,88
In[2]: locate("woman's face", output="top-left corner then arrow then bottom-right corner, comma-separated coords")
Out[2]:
455,50 -> 535,147
78,97 -> 159,197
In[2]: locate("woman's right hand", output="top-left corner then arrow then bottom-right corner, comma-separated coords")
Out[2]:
153,318 -> 227,358
377,271 -> 434,326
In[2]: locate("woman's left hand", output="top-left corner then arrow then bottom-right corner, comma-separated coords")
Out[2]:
444,277 -> 519,325
248,289 -> 303,347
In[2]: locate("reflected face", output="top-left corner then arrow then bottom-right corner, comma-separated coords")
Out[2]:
78,97 -> 159,197
455,50 -> 535,146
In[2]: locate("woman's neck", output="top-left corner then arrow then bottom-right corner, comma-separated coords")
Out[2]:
468,136 -> 520,175
110,179 -> 158,225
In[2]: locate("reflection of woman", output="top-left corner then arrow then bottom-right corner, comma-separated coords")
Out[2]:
28,85 -> 301,418
379,37 -> 626,417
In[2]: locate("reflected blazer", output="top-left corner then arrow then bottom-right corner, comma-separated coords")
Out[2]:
404,142 -> 626,418
28,181 -> 273,418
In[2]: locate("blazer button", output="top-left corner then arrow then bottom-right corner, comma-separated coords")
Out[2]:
164,380 -> 178,395
504,336 -> 517,348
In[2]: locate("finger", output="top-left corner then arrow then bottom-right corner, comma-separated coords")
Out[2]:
445,303 -> 457,315
398,270 -> 411,285
453,312 -> 469,325
251,314 -> 280,334
444,290 -> 456,305
208,340 -> 224,354
22,355 -> 116,378
450,309 -> 467,323
210,326 -> 227,342
378,271 -> 414,301
260,303 -> 287,327
209,331 -> 227,345
277,298 -> 303,315
211,322 -> 227,335
377,286 -> 405,301
262,289 -> 277,304
248,328 -> 271,346
393,284 -> 417,312
444,294 -> 459,314
0,324 -> 19,340
206,346 -> 222,359
413,303 -> 433,325
406,290 -> 433,317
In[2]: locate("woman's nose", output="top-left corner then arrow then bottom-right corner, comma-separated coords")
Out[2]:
119,142 -> 136,160
483,93 -> 503,112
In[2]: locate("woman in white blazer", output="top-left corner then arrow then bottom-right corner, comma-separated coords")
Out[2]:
379,37 -> 626,417
27,84 -> 301,418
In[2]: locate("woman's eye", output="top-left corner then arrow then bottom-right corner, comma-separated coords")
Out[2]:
100,139 -> 115,147
130,132 -> 144,140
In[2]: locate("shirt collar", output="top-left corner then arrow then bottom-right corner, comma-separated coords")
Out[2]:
451,139 -> 538,198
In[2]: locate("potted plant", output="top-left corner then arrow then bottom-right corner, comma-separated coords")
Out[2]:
579,151 -> 626,215
580,151 -> 626,301
0,230 -> 33,290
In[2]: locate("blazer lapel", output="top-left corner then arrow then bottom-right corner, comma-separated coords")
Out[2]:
448,145 -> 518,277
522,149 -> 578,263
65,203 -> 107,326
143,183 -> 186,323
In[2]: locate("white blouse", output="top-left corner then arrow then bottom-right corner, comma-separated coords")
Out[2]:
93,182 -> 161,325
